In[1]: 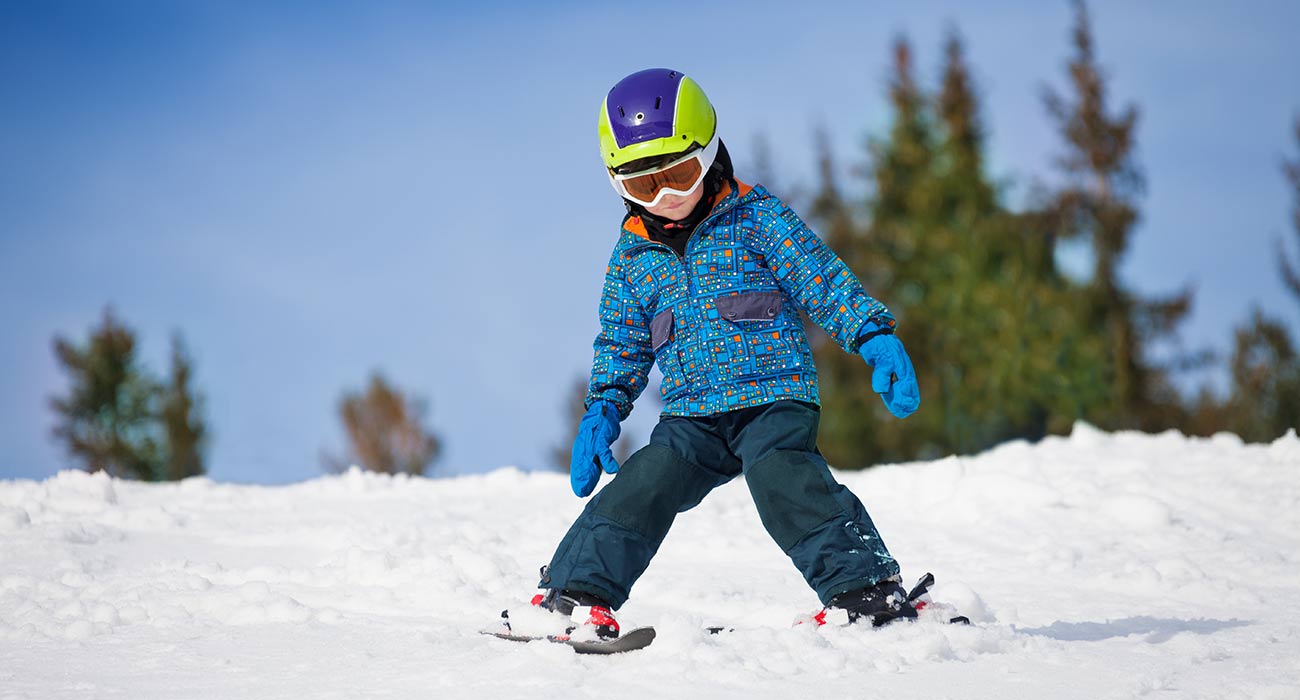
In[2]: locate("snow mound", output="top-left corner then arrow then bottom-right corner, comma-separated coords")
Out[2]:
2,428 -> 1299,699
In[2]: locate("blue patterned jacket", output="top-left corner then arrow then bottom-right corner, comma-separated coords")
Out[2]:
586,181 -> 892,419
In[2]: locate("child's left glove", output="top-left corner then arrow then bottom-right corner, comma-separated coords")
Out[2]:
569,401 -> 621,497
858,318 -> 920,419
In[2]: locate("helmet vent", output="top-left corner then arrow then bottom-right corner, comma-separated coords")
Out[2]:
617,106 -> 625,118
654,97 -> 662,110
635,112 -> 645,121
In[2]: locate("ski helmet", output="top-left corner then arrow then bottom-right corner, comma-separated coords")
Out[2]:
597,68 -> 717,173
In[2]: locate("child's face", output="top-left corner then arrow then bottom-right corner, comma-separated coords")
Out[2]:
643,185 -> 705,221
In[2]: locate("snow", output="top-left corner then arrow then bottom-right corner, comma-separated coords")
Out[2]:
2,424 -> 1299,699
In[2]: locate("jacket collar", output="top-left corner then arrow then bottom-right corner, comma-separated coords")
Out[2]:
621,179 -> 759,247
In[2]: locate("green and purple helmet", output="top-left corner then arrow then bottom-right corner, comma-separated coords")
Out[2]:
597,68 -> 717,173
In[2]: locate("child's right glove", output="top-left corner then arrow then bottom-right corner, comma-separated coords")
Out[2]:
569,401 -> 621,497
858,318 -> 921,419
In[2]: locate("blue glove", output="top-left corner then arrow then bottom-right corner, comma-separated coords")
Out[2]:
858,319 -> 920,419
570,401 -> 621,497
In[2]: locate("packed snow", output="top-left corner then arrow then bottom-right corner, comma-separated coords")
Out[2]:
2,424 -> 1299,699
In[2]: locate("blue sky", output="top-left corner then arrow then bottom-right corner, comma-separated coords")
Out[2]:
3,0 -> 1299,484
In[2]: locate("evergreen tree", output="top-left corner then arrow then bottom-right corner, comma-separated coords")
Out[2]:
323,373 -> 441,476
872,32 -> 976,461
927,29 -> 1002,453
1281,116 -> 1300,305
869,38 -> 940,279
811,36 -> 942,467
50,308 -> 162,479
1040,0 -> 1192,431
1187,117 -> 1300,441
1222,311 -> 1300,440
808,126 -> 886,467
1211,115 -> 1300,440
160,334 -> 207,480
934,29 -> 1110,449
808,28 -> 1115,468
1257,116 -> 1300,436
935,30 -> 995,213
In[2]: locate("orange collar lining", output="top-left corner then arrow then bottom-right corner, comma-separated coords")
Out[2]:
624,179 -> 754,241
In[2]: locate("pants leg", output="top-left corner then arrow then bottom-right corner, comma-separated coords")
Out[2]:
730,401 -> 901,606
543,414 -> 741,608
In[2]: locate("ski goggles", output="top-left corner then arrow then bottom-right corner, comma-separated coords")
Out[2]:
607,134 -> 719,208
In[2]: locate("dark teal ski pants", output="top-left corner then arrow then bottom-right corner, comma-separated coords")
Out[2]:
542,400 -> 900,608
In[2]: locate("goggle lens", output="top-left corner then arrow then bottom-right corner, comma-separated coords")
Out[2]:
608,135 -> 720,208
619,157 -> 703,202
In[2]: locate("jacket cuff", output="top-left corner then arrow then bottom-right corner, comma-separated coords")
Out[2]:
847,312 -> 896,353
855,315 -> 897,348
586,387 -> 632,421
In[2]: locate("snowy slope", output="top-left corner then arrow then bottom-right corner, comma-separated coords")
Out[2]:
2,424 -> 1299,699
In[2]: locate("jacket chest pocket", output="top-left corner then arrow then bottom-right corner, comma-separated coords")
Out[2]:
714,291 -> 800,380
651,308 -> 690,399
716,291 -> 782,323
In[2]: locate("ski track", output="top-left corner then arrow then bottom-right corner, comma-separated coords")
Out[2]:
1,424 -> 1298,699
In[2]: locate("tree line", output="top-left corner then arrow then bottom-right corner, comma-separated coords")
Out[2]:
47,307 -> 619,479
47,1 -> 1298,480
802,0 -> 1300,468
49,311 -> 441,480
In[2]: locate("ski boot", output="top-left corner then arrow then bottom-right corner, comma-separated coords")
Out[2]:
498,575 -> 620,642
799,575 -> 918,628
530,588 -> 620,641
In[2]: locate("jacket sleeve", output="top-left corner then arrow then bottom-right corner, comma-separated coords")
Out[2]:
585,247 -> 654,420
750,198 -> 892,354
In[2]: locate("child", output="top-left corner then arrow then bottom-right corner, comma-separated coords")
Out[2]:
518,68 -> 920,640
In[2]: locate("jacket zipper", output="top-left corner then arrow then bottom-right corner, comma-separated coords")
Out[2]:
625,200 -> 741,396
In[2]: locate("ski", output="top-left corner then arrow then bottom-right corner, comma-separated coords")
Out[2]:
484,573 -> 964,652
480,626 -> 656,654
705,572 -> 970,634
